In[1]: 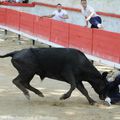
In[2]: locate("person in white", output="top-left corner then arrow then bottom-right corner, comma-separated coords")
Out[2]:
41,3 -> 69,22
80,0 -> 103,29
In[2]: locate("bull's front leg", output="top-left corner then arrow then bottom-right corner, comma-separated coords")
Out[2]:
60,69 -> 76,100
76,81 -> 96,105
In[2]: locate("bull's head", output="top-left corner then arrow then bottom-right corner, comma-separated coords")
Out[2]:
90,72 -> 109,100
98,72 -> 109,100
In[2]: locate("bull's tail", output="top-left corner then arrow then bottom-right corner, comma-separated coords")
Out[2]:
0,51 -> 18,58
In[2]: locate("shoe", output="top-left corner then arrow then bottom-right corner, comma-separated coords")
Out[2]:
103,97 -> 111,106
103,101 -> 111,106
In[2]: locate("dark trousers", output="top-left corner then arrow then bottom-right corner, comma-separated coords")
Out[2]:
89,16 -> 102,28
109,75 -> 120,104
110,93 -> 120,104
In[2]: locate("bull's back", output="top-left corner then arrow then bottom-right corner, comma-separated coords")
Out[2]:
30,48 -> 83,74
10,47 -> 101,82
12,48 -> 100,77
34,48 -> 81,65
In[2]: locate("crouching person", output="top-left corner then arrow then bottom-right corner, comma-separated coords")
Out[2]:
104,74 -> 120,106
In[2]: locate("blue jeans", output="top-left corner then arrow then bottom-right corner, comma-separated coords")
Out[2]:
89,16 -> 102,28
108,75 -> 120,104
110,93 -> 120,104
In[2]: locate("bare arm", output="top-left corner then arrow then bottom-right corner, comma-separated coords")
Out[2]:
86,12 -> 94,21
84,12 -> 94,27
85,17 -> 88,27
62,14 -> 69,19
40,14 -> 55,18
58,14 -> 69,19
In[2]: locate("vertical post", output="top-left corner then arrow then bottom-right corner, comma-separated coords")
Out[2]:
91,60 -> 94,65
17,34 -> 21,45
4,29 -> 7,40
5,29 -> 7,35
32,39 -> 35,45
18,34 -> 21,40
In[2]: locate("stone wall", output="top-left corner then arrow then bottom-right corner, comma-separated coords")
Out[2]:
29,0 -> 120,14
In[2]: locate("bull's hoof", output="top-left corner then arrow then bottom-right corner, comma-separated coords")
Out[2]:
60,94 -> 69,100
89,100 -> 96,105
25,94 -> 30,100
38,93 -> 44,97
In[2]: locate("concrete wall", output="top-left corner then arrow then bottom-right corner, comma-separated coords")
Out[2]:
29,0 -> 120,14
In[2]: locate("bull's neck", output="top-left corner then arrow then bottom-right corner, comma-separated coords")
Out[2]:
88,80 -> 103,95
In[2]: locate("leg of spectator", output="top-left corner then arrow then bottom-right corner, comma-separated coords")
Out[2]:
111,93 -> 120,104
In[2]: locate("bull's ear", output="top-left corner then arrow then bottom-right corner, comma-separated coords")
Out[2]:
101,72 -> 108,79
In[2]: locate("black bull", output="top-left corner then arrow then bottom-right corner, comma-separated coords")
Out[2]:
0,48 -> 108,105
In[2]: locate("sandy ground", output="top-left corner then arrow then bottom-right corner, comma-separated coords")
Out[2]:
0,29 -> 119,120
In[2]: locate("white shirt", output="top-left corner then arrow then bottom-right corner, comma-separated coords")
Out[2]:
81,5 -> 98,18
16,0 -> 23,2
52,10 -> 68,22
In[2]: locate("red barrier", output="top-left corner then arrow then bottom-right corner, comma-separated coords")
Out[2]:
92,29 -> 120,63
20,12 -> 35,34
69,24 -> 93,54
1,2 -> 35,7
33,16 -> 39,36
34,16 -> 51,40
0,8 -> 6,25
50,20 -> 69,47
6,9 -> 20,30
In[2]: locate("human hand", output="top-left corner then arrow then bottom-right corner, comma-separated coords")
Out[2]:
59,15 -> 64,19
85,18 -> 89,22
84,25 -> 88,27
39,16 -> 44,18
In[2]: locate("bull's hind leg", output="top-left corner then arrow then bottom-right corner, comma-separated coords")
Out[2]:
60,70 -> 76,100
12,75 -> 30,100
17,74 -> 44,98
11,58 -> 44,99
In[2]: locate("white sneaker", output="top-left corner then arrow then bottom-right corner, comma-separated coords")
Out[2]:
104,97 -> 111,106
